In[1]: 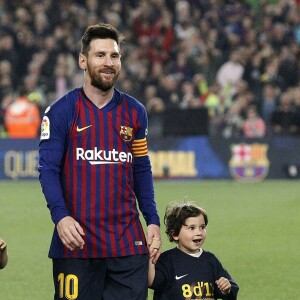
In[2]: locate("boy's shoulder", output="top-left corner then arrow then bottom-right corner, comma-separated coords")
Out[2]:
161,248 -> 219,261
161,247 -> 179,256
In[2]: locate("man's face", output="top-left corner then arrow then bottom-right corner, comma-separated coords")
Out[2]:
82,38 -> 121,91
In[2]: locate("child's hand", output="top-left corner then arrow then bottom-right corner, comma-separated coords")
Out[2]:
0,239 -> 7,251
148,238 -> 161,264
0,238 -> 8,269
215,277 -> 231,294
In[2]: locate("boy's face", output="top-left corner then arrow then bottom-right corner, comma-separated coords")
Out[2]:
173,214 -> 207,254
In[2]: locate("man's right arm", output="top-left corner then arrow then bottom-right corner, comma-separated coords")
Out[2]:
39,149 -> 69,225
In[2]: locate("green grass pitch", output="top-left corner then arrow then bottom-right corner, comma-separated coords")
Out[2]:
0,180 -> 299,299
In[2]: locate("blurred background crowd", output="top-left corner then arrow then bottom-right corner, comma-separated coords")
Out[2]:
0,0 -> 300,139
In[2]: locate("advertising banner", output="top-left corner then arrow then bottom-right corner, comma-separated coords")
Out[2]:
0,139 -> 39,180
0,135 -> 299,180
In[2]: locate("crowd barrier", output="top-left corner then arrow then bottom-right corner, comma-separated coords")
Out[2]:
0,134 -> 299,181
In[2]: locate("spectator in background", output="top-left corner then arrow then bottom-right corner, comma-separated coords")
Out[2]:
179,80 -> 199,109
157,74 -> 181,110
0,60 -> 14,93
174,1 -> 197,42
260,83 -> 279,125
242,105 -> 266,139
167,52 -> 193,83
216,49 -> 245,98
145,84 -> 165,114
278,46 -> 299,88
144,84 -> 165,139
0,33 -> 18,81
242,51 -> 264,100
0,60 -> 14,100
201,81 -> 225,116
222,101 -> 244,139
271,91 -> 299,134
0,91 -> 13,137
4,86 -> 41,138
260,57 -> 286,92
270,22 -> 290,52
146,96 -> 165,114
232,80 -> 249,103
50,53 -> 77,100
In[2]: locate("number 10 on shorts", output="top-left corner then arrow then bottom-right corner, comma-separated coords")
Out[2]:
58,273 -> 79,299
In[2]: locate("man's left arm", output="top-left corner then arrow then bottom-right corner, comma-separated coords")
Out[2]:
132,103 -> 162,261
133,154 -> 162,263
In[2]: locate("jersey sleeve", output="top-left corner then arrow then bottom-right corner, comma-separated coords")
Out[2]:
38,98 -> 73,225
149,251 -> 172,291
132,103 -> 160,226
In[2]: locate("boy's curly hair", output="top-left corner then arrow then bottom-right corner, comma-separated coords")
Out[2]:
164,202 -> 208,243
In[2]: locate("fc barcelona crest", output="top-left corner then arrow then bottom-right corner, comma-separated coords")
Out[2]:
229,143 -> 269,181
120,125 -> 133,142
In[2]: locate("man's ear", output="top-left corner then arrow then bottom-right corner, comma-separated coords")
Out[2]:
78,53 -> 87,70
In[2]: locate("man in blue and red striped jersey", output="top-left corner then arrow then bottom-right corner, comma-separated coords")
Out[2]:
38,23 -> 162,300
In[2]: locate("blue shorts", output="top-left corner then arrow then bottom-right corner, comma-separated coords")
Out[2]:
52,254 -> 148,300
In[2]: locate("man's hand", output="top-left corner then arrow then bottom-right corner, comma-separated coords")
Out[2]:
57,216 -> 85,251
147,224 -> 162,264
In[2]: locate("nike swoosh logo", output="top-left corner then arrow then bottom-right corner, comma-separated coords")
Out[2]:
175,274 -> 188,280
76,125 -> 92,132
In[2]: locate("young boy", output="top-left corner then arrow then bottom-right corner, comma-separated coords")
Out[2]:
0,238 -> 8,269
149,203 -> 239,299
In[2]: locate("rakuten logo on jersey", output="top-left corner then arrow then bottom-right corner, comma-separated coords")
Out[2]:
76,147 -> 133,165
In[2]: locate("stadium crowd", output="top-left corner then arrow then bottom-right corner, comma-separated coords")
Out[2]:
0,0 -> 300,138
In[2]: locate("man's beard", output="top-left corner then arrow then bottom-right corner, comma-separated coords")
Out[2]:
89,67 -> 120,92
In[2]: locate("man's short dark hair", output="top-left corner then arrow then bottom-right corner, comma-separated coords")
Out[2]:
81,23 -> 124,55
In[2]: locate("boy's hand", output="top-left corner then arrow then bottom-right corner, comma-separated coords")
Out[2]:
0,239 -> 7,251
216,277 -> 231,294
148,238 -> 161,264
149,238 -> 161,252
147,224 -> 162,264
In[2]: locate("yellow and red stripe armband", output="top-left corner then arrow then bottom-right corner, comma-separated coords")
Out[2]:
132,138 -> 148,157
